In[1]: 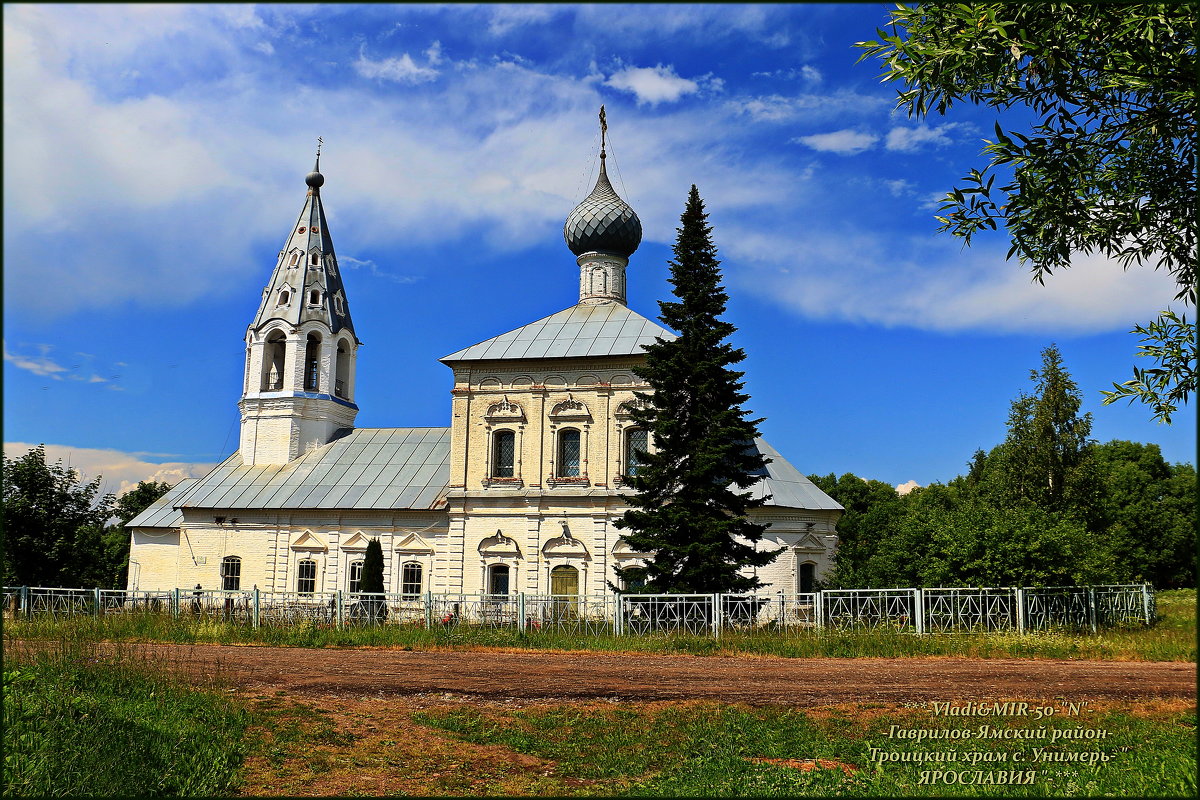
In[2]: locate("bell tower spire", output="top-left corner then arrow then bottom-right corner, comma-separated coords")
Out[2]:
238,150 -> 361,465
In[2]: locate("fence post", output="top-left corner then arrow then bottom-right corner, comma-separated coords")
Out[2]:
173,587 -> 181,618
712,594 -> 721,638
93,587 -> 101,618
518,593 -> 527,634
335,590 -> 344,629
424,591 -> 433,630
815,589 -> 824,631
1087,587 -> 1097,634
913,588 -> 924,635
1142,584 -> 1152,625
1016,588 -> 1025,635
253,587 -> 260,628
21,586 -> 30,620
614,593 -> 624,636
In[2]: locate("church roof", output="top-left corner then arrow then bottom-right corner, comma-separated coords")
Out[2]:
249,157 -> 356,338
125,479 -> 197,529
166,428 -> 451,512
129,430 -> 835,522
440,300 -> 675,363
748,438 -> 844,511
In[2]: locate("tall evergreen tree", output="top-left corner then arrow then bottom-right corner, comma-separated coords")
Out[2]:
360,538 -> 385,594
614,186 -> 779,593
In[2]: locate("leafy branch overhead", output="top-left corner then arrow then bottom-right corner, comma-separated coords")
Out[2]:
857,4 -> 1196,422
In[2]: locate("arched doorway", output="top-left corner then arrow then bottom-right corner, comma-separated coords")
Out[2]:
550,565 -> 579,620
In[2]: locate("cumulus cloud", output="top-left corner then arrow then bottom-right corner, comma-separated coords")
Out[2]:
604,64 -> 700,106
896,480 -> 921,495
793,129 -> 879,155
725,228 -> 1183,335
885,122 -> 973,152
3,441 -> 217,496
353,48 -> 439,84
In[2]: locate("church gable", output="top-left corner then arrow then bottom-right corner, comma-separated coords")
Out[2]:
793,532 -> 826,552
291,531 -> 327,551
394,532 -> 435,554
341,532 -> 372,551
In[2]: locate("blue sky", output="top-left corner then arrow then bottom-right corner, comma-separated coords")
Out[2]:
3,4 -> 1192,495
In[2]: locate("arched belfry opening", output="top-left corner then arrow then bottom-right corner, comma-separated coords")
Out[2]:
261,329 -> 286,391
335,338 -> 352,399
304,332 -> 322,392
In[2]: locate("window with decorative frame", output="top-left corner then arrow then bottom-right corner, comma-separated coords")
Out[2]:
401,562 -> 423,598
347,560 -> 365,594
297,559 -> 317,594
556,429 -> 581,477
221,556 -> 241,591
487,563 -> 510,596
625,427 -> 648,477
491,430 -> 516,477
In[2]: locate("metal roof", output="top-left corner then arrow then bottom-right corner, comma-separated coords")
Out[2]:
440,301 -> 675,363
749,438 -> 843,511
125,479 -> 197,529
129,431 -> 836,519
172,428 -> 451,511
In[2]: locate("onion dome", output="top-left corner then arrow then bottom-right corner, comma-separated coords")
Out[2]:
563,155 -> 642,258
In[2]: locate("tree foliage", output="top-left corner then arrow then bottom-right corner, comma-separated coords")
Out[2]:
615,186 -> 779,593
858,4 -> 1197,421
360,538 -> 385,594
2,445 -> 115,587
814,347 -> 1194,589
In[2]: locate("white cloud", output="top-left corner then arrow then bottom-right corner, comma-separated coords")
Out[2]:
253,41 -> 274,56
730,92 -> 887,122
424,40 -> 444,66
896,480 -> 920,495
884,179 -> 914,197
725,227 -> 1184,335
885,122 -> 973,152
485,5 -> 559,36
353,49 -> 439,84
3,342 -> 68,379
793,129 -> 879,155
3,442 -> 216,496
751,65 -> 821,83
604,64 -> 700,106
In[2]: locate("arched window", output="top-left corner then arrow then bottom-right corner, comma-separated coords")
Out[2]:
487,564 -> 510,596
277,290 -> 290,307
260,330 -> 286,391
799,562 -> 816,595
297,559 -> 317,594
221,556 -> 241,591
311,252 -> 319,265
289,251 -> 300,267
557,429 -> 580,477
347,560 -> 364,594
304,333 -> 321,392
401,562 -> 423,598
625,428 -> 648,477
335,339 -> 351,399
491,430 -> 515,477
309,289 -> 320,305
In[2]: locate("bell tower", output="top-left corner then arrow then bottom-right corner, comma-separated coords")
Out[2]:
238,152 -> 360,465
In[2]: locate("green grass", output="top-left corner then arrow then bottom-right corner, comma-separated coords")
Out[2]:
2,631 -> 250,797
412,701 -> 1197,796
9,589 -> 1195,661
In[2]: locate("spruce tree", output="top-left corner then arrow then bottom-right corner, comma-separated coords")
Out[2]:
360,538 -> 385,594
614,186 -> 779,593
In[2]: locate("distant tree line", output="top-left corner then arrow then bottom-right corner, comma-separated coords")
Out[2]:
1,445 -> 172,588
813,346 -> 1195,590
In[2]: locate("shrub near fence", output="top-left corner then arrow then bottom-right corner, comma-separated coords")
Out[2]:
3,584 -> 1154,636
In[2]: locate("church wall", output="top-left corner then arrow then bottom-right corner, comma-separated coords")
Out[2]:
126,529 -> 180,591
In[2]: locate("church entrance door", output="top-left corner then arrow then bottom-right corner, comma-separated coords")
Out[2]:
550,565 -> 579,621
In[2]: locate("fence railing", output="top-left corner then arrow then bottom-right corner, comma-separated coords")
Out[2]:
1,584 -> 1155,636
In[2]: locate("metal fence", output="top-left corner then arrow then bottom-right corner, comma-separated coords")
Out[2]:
2,584 -> 1155,636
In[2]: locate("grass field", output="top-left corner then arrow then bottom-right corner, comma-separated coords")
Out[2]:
239,695 -> 1196,797
2,632 -> 249,797
4,589 -> 1194,796
8,589 -> 1195,662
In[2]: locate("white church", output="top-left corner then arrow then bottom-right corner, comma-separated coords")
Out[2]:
127,128 -> 843,600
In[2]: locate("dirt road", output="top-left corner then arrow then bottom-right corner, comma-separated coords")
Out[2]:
128,643 -> 1195,705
